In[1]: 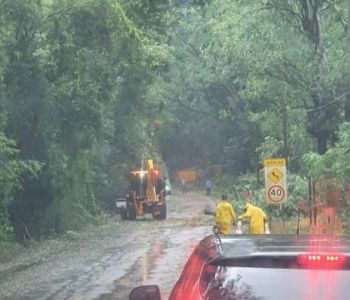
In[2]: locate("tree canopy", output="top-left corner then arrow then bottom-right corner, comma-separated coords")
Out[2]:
0,0 -> 349,241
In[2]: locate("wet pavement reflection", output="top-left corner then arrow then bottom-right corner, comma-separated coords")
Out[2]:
0,191 -> 214,300
96,240 -> 167,300
92,192 -> 214,300
93,227 -> 211,300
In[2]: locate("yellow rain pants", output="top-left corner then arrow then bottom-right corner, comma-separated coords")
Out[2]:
239,204 -> 267,234
216,201 -> 236,235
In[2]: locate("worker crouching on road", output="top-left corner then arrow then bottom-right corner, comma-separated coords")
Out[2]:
216,194 -> 236,235
238,202 -> 268,234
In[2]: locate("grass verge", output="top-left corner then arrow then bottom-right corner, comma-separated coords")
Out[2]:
0,241 -> 21,263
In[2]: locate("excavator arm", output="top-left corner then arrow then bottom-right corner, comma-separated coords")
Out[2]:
147,160 -> 159,203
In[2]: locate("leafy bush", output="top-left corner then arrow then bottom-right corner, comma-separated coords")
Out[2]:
215,171 -> 309,222
303,123 -> 350,226
0,241 -> 21,262
0,133 -> 41,241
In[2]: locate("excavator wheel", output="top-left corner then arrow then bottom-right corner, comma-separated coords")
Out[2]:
151,203 -> 166,220
120,207 -> 127,220
159,203 -> 167,220
126,201 -> 136,220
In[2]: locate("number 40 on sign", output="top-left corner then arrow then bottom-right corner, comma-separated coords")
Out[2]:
268,185 -> 285,203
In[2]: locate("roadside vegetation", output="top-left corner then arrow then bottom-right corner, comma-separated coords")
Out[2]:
1,0 -> 350,257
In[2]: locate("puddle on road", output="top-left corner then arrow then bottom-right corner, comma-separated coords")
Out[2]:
95,240 -> 168,300
93,226 -> 211,300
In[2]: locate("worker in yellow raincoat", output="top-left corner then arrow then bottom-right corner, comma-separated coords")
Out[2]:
215,194 -> 236,235
238,203 -> 268,234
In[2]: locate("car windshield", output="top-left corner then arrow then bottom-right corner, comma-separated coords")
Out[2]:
201,265 -> 350,300
196,235 -> 350,300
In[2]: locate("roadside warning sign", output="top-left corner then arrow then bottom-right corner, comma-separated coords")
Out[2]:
264,158 -> 287,204
267,168 -> 283,184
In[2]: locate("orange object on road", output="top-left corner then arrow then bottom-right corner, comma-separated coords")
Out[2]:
178,169 -> 198,183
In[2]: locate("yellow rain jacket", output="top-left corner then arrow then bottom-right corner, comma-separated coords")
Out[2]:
216,201 -> 236,235
239,204 -> 267,234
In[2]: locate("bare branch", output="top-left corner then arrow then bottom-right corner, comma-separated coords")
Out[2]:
160,91 -> 212,116
294,91 -> 350,112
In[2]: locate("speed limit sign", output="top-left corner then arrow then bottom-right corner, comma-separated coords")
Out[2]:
268,185 -> 285,203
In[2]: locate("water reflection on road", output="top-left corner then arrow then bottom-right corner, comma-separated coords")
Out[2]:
0,191 -> 214,300
97,240 -> 167,300
95,225 -> 211,300
87,192 -> 214,300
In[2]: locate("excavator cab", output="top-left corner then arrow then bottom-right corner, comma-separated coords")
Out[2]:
129,170 -> 148,197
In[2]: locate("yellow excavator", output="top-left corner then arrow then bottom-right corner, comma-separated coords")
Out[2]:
121,159 -> 167,220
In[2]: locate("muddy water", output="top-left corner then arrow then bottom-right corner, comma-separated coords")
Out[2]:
0,190 -> 215,300
95,226 -> 210,300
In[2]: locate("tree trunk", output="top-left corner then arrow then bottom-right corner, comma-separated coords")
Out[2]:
316,133 -> 327,155
346,0 -> 350,121
282,105 -> 288,163
348,0 -> 350,57
299,0 -> 330,153
345,100 -> 350,121
309,177 -> 312,225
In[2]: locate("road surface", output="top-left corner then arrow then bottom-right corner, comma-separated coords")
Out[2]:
0,190 -> 215,300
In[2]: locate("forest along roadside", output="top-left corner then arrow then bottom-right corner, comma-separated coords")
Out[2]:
0,190 -> 216,300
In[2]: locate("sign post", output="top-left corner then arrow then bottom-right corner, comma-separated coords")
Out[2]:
264,158 -> 287,205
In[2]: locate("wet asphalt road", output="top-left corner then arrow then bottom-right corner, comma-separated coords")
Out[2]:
0,190 -> 215,300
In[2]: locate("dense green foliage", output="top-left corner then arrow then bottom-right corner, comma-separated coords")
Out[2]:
159,0 -> 350,222
0,0 -> 169,241
0,0 -> 349,241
